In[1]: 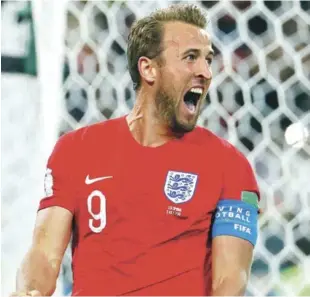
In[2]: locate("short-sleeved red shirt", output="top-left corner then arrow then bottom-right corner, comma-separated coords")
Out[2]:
39,116 -> 259,296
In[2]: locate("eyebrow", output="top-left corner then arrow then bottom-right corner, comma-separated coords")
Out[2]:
183,48 -> 214,58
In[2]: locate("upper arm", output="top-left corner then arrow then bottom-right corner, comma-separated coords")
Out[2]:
212,236 -> 253,275
32,206 -> 73,271
39,133 -> 76,214
34,133 -> 76,270
220,143 -> 260,201
212,143 -> 260,246
16,207 -> 73,294
211,143 -> 259,286
211,236 -> 254,294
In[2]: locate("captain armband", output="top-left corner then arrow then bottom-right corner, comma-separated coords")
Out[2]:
212,194 -> 259,246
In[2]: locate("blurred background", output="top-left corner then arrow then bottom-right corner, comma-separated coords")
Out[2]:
1,0 -> 310,296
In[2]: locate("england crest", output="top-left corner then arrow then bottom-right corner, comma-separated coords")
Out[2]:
164,171 -> 198,204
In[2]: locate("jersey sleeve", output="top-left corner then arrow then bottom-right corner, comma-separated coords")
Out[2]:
211,142 -> 260,246
221,143 -> 260,203
38,133 -> 76,214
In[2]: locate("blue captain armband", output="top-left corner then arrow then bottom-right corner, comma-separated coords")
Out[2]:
212,199 -> 259,246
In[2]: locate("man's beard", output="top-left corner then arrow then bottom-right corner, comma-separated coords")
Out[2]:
155,87 -> 198,135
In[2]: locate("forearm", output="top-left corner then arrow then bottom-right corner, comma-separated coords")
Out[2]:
16,247 -> 60,296
211,271 -> 248,296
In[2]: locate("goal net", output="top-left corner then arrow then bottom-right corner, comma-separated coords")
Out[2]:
2,0 -> 310,296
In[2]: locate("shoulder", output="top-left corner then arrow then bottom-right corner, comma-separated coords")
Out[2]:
50,117 -> 125,160
187,125 -> 234,152
56,116 -> 125,147
188,125 -> 250,166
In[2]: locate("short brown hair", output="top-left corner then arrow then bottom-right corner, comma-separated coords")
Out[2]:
127,4 -> 208,90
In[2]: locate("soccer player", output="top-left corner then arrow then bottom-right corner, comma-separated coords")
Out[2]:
12,4 -> 260,296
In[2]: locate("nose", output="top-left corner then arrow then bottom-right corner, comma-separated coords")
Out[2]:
195,59 -> 212,81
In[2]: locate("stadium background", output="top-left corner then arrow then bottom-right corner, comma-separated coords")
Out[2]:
1,0 -> 309,296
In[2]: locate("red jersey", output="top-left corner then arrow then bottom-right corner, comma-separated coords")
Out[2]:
39,116 -> 259,296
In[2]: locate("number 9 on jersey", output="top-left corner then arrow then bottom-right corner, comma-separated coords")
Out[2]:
87,190 -> 107,233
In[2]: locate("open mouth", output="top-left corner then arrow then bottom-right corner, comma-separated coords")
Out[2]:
183,88 -> 203,113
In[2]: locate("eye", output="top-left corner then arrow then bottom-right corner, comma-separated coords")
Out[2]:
206,58 -> 213,65
186,54 -> 197,61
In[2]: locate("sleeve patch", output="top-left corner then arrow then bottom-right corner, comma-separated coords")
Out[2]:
241,191 -> 259,209
212,199 -> 258,246
44,168 -> 54,197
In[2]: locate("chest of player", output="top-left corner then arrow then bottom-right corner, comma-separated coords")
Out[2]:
74,145 -> 223,241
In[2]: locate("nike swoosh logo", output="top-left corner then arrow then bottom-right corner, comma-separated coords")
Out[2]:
85,175 -> 113,185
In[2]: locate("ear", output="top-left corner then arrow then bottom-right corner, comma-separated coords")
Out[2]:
138,56 -> 157,85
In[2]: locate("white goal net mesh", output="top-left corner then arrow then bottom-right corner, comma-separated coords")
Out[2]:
2,1 -> 310,296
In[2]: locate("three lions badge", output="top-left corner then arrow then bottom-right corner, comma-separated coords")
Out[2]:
164,171 -> 198,204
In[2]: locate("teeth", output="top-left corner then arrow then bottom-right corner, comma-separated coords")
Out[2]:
190,87 -> 203,94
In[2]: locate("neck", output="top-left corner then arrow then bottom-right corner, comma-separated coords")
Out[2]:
126,88 -> 177,147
